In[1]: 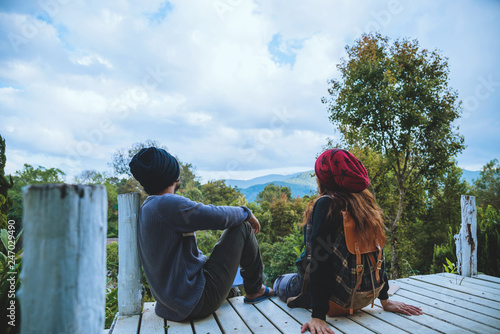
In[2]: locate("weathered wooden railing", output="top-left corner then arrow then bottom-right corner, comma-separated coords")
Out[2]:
117,193 -> 143,316
454,195 -> 478,277
21,185 -> 108,334
19,186 -> 479,332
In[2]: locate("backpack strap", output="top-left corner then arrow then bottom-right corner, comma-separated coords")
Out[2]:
354,242 -> 363,278
350,254 -> 364,314
375,242 -> 383,284
368,245 -> 383,284
368,253 -> 377,278
305,195 -> 332,258
367,255 -> 377,309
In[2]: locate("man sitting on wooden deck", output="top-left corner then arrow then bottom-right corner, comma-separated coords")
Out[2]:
129,147 -> 273,322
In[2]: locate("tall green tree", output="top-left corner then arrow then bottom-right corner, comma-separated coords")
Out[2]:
256,183 -> 292,209
474,159 -> 500,210
7,164 -> 65,242
400,164 -> 470,274
323,33 -> 465,277
268,195 -> 302,239
200,180 -> 244,206
0,135 -> 13,230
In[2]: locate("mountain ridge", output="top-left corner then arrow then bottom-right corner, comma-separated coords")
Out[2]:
224,169 -> 480,203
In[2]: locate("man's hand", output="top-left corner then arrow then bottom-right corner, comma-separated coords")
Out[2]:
301,318 -> 334,334
247,214 -> 260,234
381,299 -> 423,316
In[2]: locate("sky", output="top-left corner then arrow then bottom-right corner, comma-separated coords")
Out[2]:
0,0 -> 499,183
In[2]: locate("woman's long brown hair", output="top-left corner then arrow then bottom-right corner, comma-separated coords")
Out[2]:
301,182 -> 386,244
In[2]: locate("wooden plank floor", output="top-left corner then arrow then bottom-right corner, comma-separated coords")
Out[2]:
109,273 -> 500,334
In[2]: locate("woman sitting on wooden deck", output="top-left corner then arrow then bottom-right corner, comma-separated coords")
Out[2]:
129,147 -> 273,323
273,149 -> 422,334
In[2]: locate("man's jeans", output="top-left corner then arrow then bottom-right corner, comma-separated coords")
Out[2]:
190,221 -> 265,319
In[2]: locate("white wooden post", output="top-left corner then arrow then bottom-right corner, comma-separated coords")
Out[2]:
454,195 -> 478,277
21,184 -> 107,334
118,192 -> 143,316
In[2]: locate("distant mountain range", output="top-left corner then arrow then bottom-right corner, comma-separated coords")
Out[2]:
226,171 -> 317,202
225,169 -> 481,202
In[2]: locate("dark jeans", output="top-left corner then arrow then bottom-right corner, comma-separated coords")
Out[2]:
273,272 -> 304,303
190,221 -> 265,319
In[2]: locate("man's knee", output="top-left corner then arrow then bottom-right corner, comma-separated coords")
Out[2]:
229,220 -> 253,234
241,220 -> 253,233
222,220 -> 253,242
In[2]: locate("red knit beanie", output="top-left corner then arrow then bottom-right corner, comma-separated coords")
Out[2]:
314,149 -> 370,193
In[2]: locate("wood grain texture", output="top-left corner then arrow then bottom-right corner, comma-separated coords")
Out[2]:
118,192 -> 143,316
21,185 -> 107,334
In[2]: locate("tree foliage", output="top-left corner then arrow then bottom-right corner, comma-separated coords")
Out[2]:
256,183 -> 292,207
322,33 -> 465,277
474,159 -> 500,210
7,164 -> 66,233
476,205 -> 500,276
473,160 -> 500,276
177,162 -> 203,202
200,180 -> 244,206
268,195 -> 303,240
0,135 -> 13,230
259,228 -> 304,284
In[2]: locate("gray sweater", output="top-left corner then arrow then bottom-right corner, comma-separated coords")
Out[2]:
137,193 -> 251,321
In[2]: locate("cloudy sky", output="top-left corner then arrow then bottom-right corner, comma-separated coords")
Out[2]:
1,0 -> 499,183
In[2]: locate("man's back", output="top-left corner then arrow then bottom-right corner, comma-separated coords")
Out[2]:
137,193 -> 250,321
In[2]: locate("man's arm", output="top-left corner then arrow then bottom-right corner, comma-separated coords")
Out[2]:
155,194 -> 252,233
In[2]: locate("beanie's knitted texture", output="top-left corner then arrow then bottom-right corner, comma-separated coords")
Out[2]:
314,149 -> 369,193
129,147 -> 180,194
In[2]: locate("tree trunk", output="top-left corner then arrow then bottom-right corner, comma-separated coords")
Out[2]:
390,186 -> 406,279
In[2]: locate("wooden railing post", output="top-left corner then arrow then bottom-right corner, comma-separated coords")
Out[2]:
454,195 -> 478,277
21,184 -> 107,334
117,193 -> 143,316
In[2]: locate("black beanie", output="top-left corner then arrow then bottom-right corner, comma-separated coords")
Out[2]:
129,147 -> 180,195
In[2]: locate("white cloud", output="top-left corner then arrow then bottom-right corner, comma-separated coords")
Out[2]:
70,52 -> 114,69
1,0 -> 499,181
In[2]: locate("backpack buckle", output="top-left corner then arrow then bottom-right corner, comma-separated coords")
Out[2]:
356,264 -> 363,275
377,259 -> 383,270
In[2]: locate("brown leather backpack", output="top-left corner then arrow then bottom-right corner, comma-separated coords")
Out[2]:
341,209 -> 385,314
287,196 -> 386,315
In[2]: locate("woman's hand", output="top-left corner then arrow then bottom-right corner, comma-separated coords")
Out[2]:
381,299 -> 423,316
247,214 -> 261,234
300,318 -> 334,334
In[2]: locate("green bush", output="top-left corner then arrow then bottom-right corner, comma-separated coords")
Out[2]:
105,241 -> 153,325
106,243 -> 119,285
104,283 -> 118,329
477,206 -> 500,276
431,243 -> 455,274
197,230 -> 223,256
104,242 -> 119,329
260,227 -> 303,285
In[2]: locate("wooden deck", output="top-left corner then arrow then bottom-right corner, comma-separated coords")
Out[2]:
108,273 -> 500,334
